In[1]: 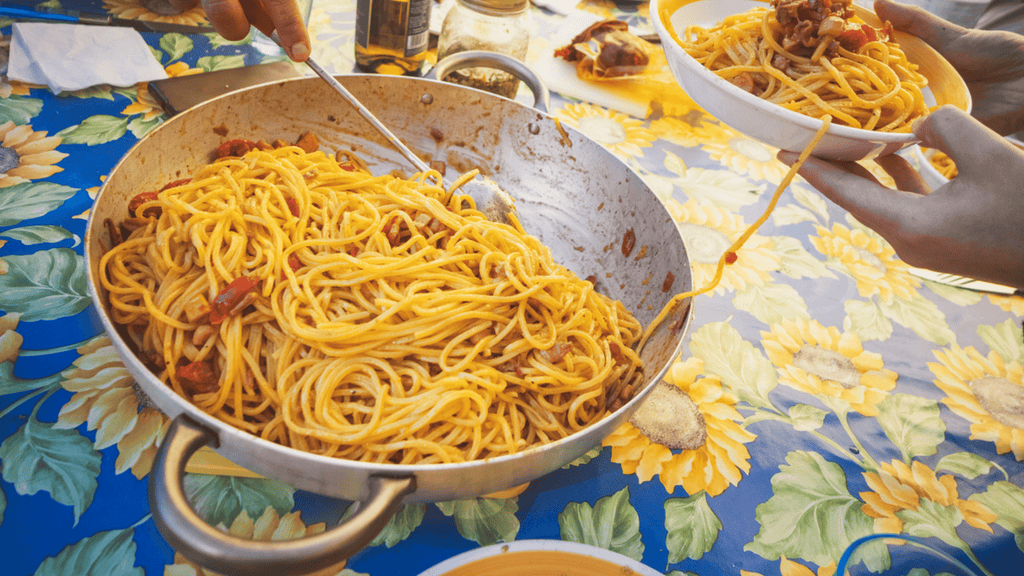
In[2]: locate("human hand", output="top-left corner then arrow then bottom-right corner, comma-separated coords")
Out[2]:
779,106 -> 1024,290
874,0 -> 1024,136
202,0 -> 310,62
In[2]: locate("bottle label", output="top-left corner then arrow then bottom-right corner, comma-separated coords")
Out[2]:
355,0 -> 431,57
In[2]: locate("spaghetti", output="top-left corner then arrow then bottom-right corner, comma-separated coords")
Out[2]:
101,141 -> 644,465
677,0 -> 930,132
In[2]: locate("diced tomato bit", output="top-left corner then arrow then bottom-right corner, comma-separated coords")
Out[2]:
128,191 -> 161,218
837,27 -> 869,51
289,255 -> 302,271
176,360 -> 218,395
160,178 -> 192,191
339,162 -> 357,172
215,139 -> 260,158
609,342 -> 626,365
295,131 -> 319,153
209,276 -> 258,325
724,251 -> 738,265
348,246 -> 360,257
286,197 -> 300,217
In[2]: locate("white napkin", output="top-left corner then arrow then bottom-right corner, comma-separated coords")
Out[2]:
8,23 -> 168,94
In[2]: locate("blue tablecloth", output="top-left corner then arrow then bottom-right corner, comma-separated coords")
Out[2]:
1,1 -> 1022,575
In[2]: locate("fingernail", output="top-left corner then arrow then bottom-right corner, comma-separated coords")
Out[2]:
290,42 -> 310,61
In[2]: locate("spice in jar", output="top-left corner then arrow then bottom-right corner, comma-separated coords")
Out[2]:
436,0 -> 530,98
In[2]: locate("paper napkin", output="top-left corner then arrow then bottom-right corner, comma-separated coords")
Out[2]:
8,22 -> 168,94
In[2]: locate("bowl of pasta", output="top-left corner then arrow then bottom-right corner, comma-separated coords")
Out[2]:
85,72 -> 693,575
651,0 -> 971,161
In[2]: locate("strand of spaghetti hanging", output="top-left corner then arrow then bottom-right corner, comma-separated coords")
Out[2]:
638,115 -> 833,352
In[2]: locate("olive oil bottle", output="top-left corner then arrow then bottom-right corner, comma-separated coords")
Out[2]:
354,0 -> 432,76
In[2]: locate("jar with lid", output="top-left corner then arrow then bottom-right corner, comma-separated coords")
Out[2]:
436,0 -> 530,99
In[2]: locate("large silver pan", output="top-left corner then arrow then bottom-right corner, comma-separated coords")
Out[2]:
84,56 -> 693,575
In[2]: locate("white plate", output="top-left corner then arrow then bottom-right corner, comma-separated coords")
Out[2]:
650,0 -> 971,160
416,540 -> 664,576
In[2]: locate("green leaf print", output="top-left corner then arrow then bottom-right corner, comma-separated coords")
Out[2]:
771,204 -> 817,227
732,283 -> 810,325
33,527 -> 143,576
0,182 -> 78,227
970,481 -> 1024,553
436,498 -> 520,546
791,184 -> 831,223
0,361 -> 64,396
875,394 -> 945,462
898,498 -> 964,547
690,321 -> 778,410
0,225 -> 75,246
676,168 -> 765,211
978,319 -> 1024,366
772,236 -> 835,280
788,404 -> 827,431
148,45 -> 163,64
844,298 -> 894,342
0,413 -> 101,525
745,451 -> 882,570
206,31 -> 252,47
564,445 -> 602,468
183,474 -> 295,527
368,503 -> 425,548
879,295 -> 955,346
665,492 -> 722,562
128,115 -> 164,139
66,86 -> 115,101
159,33 -> 194,62
559,486 -> 643,561
0,248 -> 90,321
0,97 -> 43,125
57,115 -> 130,146
0,483 -> 6,526
920,279 -> 985,306
934,452 -> 995,480
196,55 -> 247,72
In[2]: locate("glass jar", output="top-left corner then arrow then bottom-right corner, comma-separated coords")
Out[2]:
436,0 -> 530,99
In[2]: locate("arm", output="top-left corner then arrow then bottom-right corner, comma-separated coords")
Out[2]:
779,106 -> 1024,290
201,0 -> 311,62
875,0 -> 1024,135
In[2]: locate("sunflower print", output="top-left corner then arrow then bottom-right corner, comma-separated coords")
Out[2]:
123,62 -> 204,121
0,122 -> 67,188
691,121 -> 796,185
164,507 -> 343,576
54,336 -> 170,479
810,221 -> 920,303
860,459 -> 997,534
929,344 -> 1024,460
0,312 -> 21,363
762,319 -> 898,416
603,357 -> 756,496
104,0 -> 209,25
650,113 -> 714,149
661,197 -> 779,295
988,293 -> 1024,316
552,103 -> 657,160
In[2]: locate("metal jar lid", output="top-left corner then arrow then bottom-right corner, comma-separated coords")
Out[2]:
458,0 -> 529,16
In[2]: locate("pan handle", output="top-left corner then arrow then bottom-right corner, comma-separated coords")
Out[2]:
432,50 -> 551,113
150,415 -> 416,576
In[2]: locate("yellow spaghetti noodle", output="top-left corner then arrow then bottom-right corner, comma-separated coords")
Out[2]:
677,2 -> 930,132
100,144 -> 644,465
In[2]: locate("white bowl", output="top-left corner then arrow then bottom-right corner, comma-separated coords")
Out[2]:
415,540 -> 664,576
650,0 -> 972,161
911,145 -> 951,189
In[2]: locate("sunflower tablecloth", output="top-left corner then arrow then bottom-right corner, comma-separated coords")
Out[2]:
1,1 -> 1022,576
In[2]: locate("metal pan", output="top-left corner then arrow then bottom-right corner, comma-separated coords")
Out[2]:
84,55 -> 693,575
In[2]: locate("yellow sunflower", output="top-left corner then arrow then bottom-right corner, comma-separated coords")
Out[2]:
603,357 -> 757,496
987,293 -> 1024,316
929,344 -> 1024,460
661,197 -> 779,295
54,336 -> 170,479
762,319 -> 898,416
164,507 -> 346,576
780,557 -> 836,576
123,62 -> 204,121
650,113 -> 713,149
552,103 -> 657,160
0,122 -> 67,187
810,222 -> 920,302
691,121 -> 796,185
860,459 -> 997,534
0,312 -> 22,364
104,0 -> 209,24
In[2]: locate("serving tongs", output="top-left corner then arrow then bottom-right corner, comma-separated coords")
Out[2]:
239,0 -> 548,224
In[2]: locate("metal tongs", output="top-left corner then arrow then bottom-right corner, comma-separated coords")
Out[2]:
239,0 -> 533,223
